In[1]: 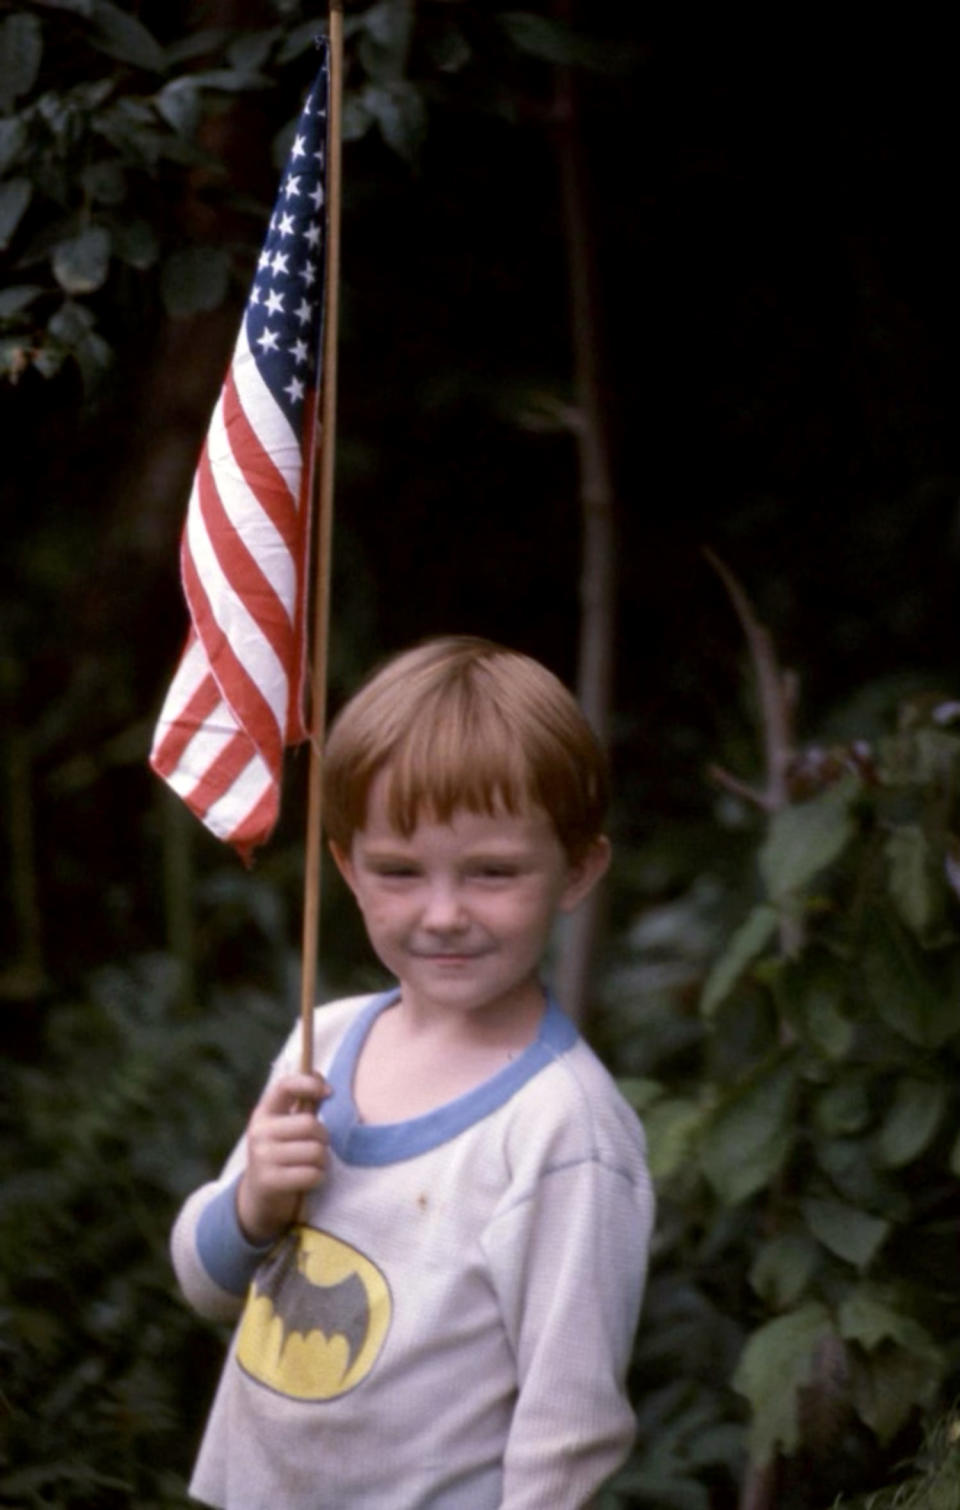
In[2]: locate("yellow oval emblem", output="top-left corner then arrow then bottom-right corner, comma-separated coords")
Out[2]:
236,1225 -> 392,1401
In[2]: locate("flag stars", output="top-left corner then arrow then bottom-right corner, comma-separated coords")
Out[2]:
240,65 -> 328,423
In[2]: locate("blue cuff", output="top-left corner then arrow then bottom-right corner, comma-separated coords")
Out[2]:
196,1177 -> 275,1296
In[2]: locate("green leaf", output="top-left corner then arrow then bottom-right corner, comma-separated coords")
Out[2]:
110,217 -> 158,269
358,0 -> 414,78
644,1097 -> 705,1182
46,299 -> 111,387
30,338 -> 65,377
750,1232 -> 820,1310
780,951 -> 854,1060
814,1136 -> 909,1220
875,1076 -> 946,1167
1,334 -> 30,377
155,79 -> 201,138
606,1473 -> 709,1510
0,177 -> 32,249
0,117 -> 27,176
616,1077 -> 664,1113
183,68 -> 272,93
500,10 -> 596,67
699,1052 -> 797,1205
913,727 -> 960,785
428,23 -> 472,74
0,283 -> 42,318
814,1079 -> 871,1137
89,0 -> 165,73
500,10 -> 638,72
838,1287 -> 940,1357
850,1345 -> 943,1443
342,90 -> 374,142
700,904 -> 778,1018
226,30 -> 279,74
276,22 -> 323,66
47,299 -> 95,342
80,160 -> 126,206
862,912 -> 956,1048
802,1196 -> 890,1269
759,774 -> 859,903
0,12 -> 43,111
364,81 -> 426,162
885,824 -> 938,935
162,27 -> 229,67
30,0 -> 93,13
159,246 -> 230,317
52,226 -> 111,294
733,1302 -> 833,1464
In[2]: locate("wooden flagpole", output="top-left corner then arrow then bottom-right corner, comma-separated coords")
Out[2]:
299,0 -> 344,1075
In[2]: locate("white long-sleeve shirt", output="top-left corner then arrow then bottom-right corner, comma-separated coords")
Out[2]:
171,990 -> 654,1510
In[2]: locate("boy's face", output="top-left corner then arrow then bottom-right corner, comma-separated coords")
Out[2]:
331,768 -> 609,1025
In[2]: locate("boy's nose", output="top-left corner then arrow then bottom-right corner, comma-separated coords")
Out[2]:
421,881 -> 467,931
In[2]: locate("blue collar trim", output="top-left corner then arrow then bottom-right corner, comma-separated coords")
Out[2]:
322,989 -> 577,1166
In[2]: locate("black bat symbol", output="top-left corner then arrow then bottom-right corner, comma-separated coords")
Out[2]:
254,1230 -> 370,1376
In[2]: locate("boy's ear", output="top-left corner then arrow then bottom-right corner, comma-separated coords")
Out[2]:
557,835 -> 611,914
329,839 -> 356,894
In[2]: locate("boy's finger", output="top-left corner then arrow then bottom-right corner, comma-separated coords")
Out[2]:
269,1137 -> 329,1168
261,1073 -> 331,1114
262,1113 -> 330,1145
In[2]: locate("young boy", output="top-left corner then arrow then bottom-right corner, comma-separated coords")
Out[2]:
171,636 -> 654,1510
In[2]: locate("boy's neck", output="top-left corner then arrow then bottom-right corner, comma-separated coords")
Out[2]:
393,976 -> 547,1045
351,982 -> 547,1125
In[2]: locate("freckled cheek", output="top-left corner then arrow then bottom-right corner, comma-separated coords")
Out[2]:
362,903 -> 404,936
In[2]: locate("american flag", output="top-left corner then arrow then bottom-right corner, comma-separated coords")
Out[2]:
151,51 -> 329,861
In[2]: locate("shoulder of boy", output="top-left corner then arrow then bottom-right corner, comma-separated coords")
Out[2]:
503,1035 -> 648,1172
274,991 -> 380,1074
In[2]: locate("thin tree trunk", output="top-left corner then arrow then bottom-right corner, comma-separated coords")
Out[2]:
551,5 -> 618,1023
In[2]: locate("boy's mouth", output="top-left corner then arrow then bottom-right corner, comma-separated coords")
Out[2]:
410,947 -> 487,960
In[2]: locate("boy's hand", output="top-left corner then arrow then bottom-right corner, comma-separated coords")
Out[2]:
236,1073 -> 331,1245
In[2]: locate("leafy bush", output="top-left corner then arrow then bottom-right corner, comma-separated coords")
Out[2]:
0,953 -> 292,1508
607,697 -> 960,1507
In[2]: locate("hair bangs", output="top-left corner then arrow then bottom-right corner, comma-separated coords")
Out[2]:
323,635 -> 609,857
381,684 -> 535,835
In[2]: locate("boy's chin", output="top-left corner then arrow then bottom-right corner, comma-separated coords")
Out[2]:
396,967 -> 547,1020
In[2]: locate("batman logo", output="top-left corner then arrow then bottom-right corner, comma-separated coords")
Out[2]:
236,1225 -> 392,1401
252,1230 -> 370,1372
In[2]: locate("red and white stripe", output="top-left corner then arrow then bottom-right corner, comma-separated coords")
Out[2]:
150,324 -> 312,859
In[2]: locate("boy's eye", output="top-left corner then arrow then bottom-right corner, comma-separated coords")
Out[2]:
370,863 -> 419,878
471,863 -> 519,879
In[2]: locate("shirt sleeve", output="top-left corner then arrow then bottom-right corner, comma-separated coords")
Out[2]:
168,1018 -> 302,1321
482,1133 -> 654,1509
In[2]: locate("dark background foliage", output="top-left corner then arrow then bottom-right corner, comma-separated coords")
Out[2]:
4,5 -> 960,1506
